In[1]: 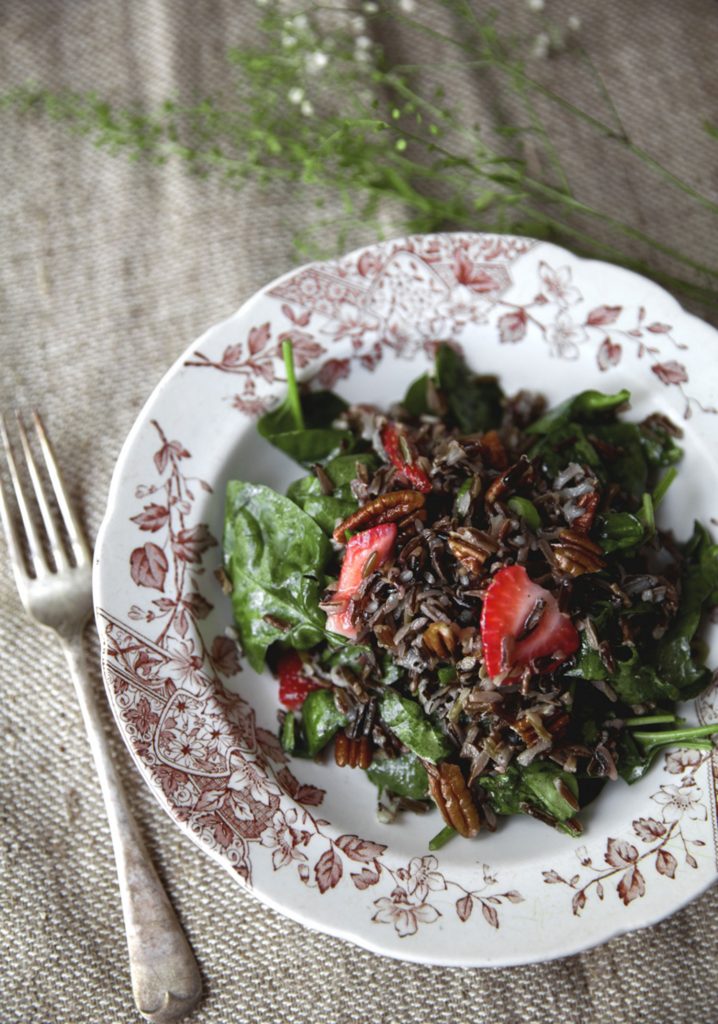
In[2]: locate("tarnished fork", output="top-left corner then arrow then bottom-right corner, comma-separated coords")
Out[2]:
0,412 -> 202,1023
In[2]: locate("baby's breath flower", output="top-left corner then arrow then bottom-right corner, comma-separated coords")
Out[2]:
526,0 -> 545,10
531,31 -> 551,59
351,15 -> 367,33
300,99 -> 314,117
355,35 -> 372,50
399,0 -> 416,10
292,13 -> 308,30
362,1 -> 379,12
355,48 -> 372,64
288,87 -> 304,105
567,14 -> 581,30
306,50 -> 329,73
281,33 -> 296,49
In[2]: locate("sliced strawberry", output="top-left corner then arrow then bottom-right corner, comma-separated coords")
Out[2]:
277,651 -> 320,709
480,564 -> 579,679
326,523 -> 397,638
381,422 -> 432,493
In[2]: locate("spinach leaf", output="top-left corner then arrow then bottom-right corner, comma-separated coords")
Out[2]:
434,345 -> 503,433
287,453 -> 378,536
655,521 -> 718,697
481,762 -> 581,834
529,422 -> 602,477
379,690 -> 453,763
639,418 -> 683,468
223,481 -> 331,671
598,511 -> 645,554
367,753 -> 429,799
590,422 -> 649,499
526,388 -> 631,436
302,689 -> 347,756
403,372 -> 431,416
256,340 -> 356,466
260,426 -> 357,467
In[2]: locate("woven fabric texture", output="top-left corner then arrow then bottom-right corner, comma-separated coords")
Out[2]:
1,2 -> 717,1023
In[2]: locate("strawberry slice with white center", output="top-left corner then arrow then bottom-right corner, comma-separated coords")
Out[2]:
326,523 -> 397,638
480,564 -> 579,679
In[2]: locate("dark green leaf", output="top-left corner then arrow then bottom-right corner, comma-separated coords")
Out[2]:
223,481 -> 331,671
526,389 -> 631,436
281,712 -> 296,753
258,374 -> 355,468
302,688 -> 347,756
656,521 -> 718,696
287,453 -> 378,536
367,753 -> 429,799
598,511 -> 645,554
262,426 -> 357,467
379,690 -> 453,763
481,762 -> 580,832
529,422 -> 602,477
403,372 -> 431,416
590,422 -> 648,499
434,345 -> 503,433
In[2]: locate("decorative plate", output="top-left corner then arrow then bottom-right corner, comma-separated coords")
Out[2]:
94,233 -> 718,966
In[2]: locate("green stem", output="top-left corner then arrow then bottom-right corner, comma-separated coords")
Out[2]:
652,466 -> 678,509
624,714 -> 678,727
632,722 -> 718,756
428,824 -> 457,851
282,339 -> 304,431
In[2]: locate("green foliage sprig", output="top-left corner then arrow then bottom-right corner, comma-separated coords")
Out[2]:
4,0 -> 718,308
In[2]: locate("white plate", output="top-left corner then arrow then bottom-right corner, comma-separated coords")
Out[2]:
94,233 -> 718,966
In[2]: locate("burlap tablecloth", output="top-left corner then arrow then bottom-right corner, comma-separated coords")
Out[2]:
2,3 -> 718,1022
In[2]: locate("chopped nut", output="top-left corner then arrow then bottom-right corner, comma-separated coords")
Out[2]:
334,731 -> 372,769
479,429 -> 508,469
572,490 -> 599,533
422,621 -> 459,658
551,528 -> 605,576
333,490 -> 426,543
425,761 -> 481,837
447,528 -> 498,575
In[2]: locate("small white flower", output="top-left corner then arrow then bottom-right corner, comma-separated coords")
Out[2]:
292,13 -> 309,30
281,33 -> 296,48
255,0 -> 269,6
362,1 -> 379,11
355,34 -> 372,50
567,14 -> 581,30
531,31 -> 551,59
399,0 -> 416,10
306,50 -> 328,73
526,0 -> 545,10
288,87 -> 304,105
300,99 -> 314,116
351,15 -> 367,33
355,48 -> 372,64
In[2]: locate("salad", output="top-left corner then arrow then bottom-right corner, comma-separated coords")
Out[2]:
222,341 -> 718,848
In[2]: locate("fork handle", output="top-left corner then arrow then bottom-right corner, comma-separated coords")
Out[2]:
62,635 -> 202,1023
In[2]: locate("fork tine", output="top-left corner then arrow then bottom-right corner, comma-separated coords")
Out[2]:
0,472 -> 31,590
0,413 -> 49,578
16,412 -> 70,570
31,411 -> 92,566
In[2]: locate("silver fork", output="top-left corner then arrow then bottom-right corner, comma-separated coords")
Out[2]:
0,412 -> 202,1023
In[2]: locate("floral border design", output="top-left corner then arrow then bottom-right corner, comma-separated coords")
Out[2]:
543,750 -> 712,915
184,235 -> 716,421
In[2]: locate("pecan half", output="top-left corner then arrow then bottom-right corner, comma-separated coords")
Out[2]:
479,429 -> 508,469
425,762 -> 481,837
422,621 -> 459,658
571,490 -> 599,533
552,528 -> 605,576
334,731 -> 372,769
333,490 -> 425,543
447,528 -> 498,575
